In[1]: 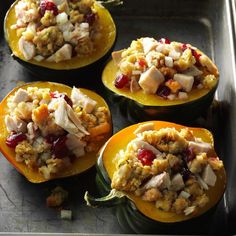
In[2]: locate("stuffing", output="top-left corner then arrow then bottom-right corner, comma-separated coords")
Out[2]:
166,154 -> 182,169
5,86 -> 110,180
185,179 -> 203,198
14,102 -> 36,121
40,10 -> 56,27
12,0 -> 99,62
111,123 -> 223,215
151,128 -> 188,154
208,157 -> 223,171
172,197 -> 189,214
32,104 -> 49,125
33,26 -> 64,57
193,194 -> 209,208
155,199 -> 172,212
188,153 -> 208,174
70,10 -> 84,24
175,48 -> 196,71
112,37 -> 218,100
15,140 -> 37,166
142,188 -> 162,202
46,186 -> 68,207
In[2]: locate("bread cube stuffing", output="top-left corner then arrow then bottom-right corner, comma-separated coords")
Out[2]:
110,124 -> 223,215
112,37 -> 218,101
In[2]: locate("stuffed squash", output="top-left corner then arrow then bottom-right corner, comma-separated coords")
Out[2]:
0,81 -> 112,183
85,121 -> 226,233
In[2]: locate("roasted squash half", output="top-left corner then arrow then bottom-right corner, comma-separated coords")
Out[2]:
102,38 -> 219,122
0,81 -> 112,183
4,0 -> 116,77
85,121 -> 226,234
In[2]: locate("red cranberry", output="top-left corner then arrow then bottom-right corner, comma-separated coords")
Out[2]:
40,0 -> 58,16
49,91 -> 58,99
63,95 -> 73,107
114,74 -> 129,89
180,167 -> 191,181
84,13 -> 96,25
45,134 -> 59,144
191,49 -> 201,62
51,136 -> 69,158
193,78 -> 201,88
184,147 -> 195,162
6,133 -> 27,148
138,59 -> 147,68
182,44 -> 202,62
159,38 -> 171,44
182,43 -> 188,51
49,92 -> 73,107
157,85 -> 171,98
138,148 -> 156,166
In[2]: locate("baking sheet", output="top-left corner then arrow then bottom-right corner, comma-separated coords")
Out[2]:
0,0 -> 236,234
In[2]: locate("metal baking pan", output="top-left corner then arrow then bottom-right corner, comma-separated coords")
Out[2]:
0,0 -> 235,234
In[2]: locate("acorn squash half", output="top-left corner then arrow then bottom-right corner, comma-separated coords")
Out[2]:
4,0 -> 116,78
102,38 -> 219,122
0,81 -> 112,183
85,121 -> 226,234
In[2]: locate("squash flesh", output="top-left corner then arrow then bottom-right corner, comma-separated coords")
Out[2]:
0,82 -> 112,183
4,1 -> 116,70
102,121 -> 226,223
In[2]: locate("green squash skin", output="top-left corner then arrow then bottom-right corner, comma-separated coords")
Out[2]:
128,84 -> 218,122
103,82 -> 218,123
4,1 -> 117,81
94,153 -> 223,234
4,41 -> 117,82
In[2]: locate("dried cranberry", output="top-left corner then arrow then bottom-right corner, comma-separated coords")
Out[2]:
157,85 -> 171,98
180,167 -> 191,181
184,147 -> 195,162
114,74 -> 129,89
84,13 -> 96,25
69,154 -> 76,162
49,92 -> 73,107
45,134 -> 58,144
63,95 -> 73,107
40,0 -> 58,16
138,148 -> 156,166
138,59 -> 147,67
191,49 -> 201,62
159,38 -> 171,44
51,136 -> 69,158
182,43 -> 188,51
193,78 -> 201,88
6,133 -> 27,148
